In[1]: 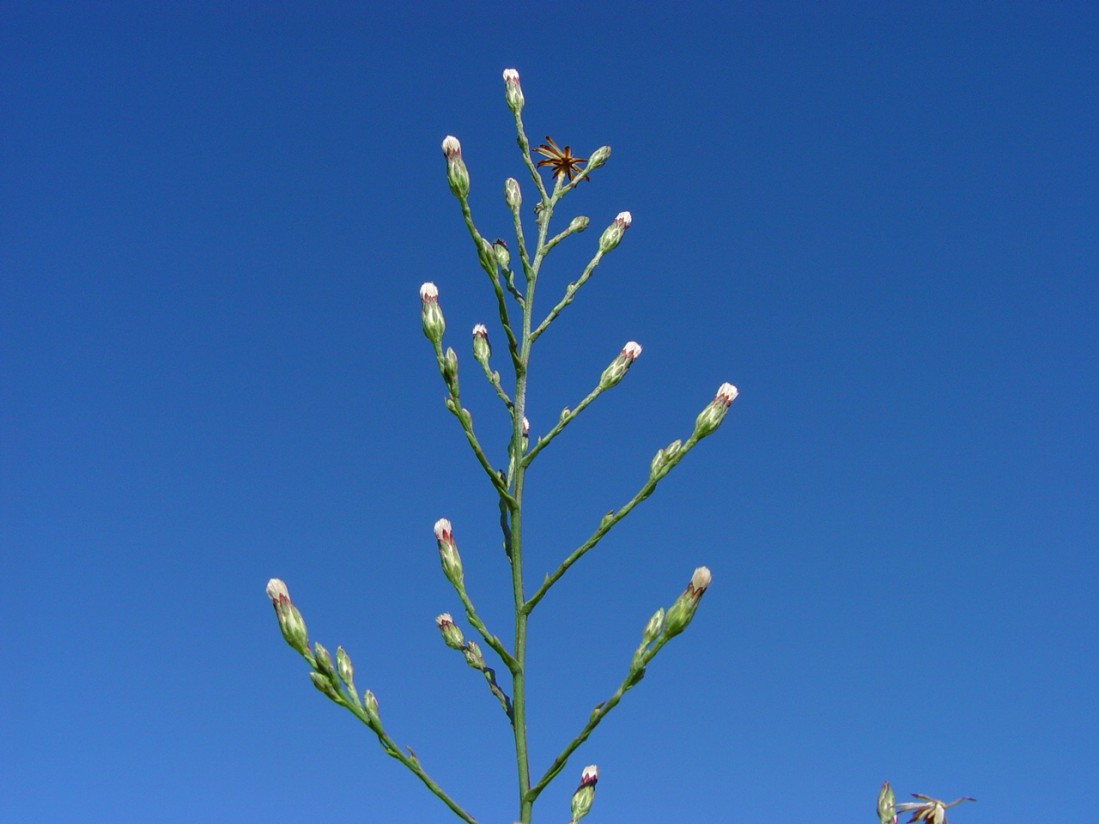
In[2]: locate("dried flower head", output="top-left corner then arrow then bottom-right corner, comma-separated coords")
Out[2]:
534,136 -> 588,182
895,794 -> 976,824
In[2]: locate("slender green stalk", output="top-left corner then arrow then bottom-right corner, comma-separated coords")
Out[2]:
343,697 -> 481,824
525,434 -> 702,613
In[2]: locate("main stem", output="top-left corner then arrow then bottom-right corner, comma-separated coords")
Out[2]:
510,182 -> 556,823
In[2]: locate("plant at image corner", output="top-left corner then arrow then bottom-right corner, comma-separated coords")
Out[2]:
265,67 -> 740,823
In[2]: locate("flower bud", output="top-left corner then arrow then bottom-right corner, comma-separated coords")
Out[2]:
493,239 -> 511,269
693,382 -> 738,439
504,177 -> 522,210
313,642 -> 336,679
502,68 -> 524,113
336,646 -> 355,688
568,215 -> 590,234
362,689 -> 380,725
477,235 -> 496,272
598,211 -> 631,253
599,341 -> 642,390
878,781 -> 897,824
472,324 -> 491,365
642,608 -> 665,646
443,346 -> 459,391
462,639 -> 486,670
266,578 -> 310,655
435,612 -> 466,650
309,670 -> 340,702
662,566 -> 712,640
570,765 -> 598,822
441,135 -> 470,198
649,438 -> 683,481
420,282 -> 445,345
434,518 -> 464,590
587,145 -> 611,171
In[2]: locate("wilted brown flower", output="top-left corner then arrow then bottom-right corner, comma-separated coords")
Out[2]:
534,136 -> 588,181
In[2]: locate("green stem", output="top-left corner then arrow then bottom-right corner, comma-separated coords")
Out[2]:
336,692 -> 480,823
521,383 -> 602,467
527,637 -> 668,805
529,249 -> 606,343
456,584 -> 520,673
524,434 -> 702,613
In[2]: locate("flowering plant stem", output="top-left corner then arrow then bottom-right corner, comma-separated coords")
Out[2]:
267,69 -> 735,824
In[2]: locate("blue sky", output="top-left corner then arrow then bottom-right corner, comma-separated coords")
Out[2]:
3,3 -> 1097,822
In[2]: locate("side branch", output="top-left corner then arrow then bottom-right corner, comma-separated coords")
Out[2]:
524,433 -> 701,613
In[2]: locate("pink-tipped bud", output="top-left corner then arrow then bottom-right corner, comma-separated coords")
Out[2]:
693,382 -> 738,439
472,323 -> 491,364
599,341 -> 643,390
420,282 -> 445,344
266,578 -> 309,655
266,578 -> 290,604
441,135 -> 470,198
570,764 -> 599,821
435,612 -> 465,649
662,566 -> 714,640
502,68 -> 524,113
598,211 -> 632,253
434,518 -> 464,590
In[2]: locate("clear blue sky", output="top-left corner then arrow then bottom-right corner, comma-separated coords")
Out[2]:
3,3 -> 1096,822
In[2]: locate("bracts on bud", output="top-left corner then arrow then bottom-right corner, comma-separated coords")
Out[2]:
662,566 -> 712,640
472,324 -> 491,365
693,382 -> 738,439
441,135 -> 470,199
435,612 -> 466,650
570,765 -> 599,823
266,578 -> 310,656
434,518 -> 465,590
504,177 -> 522,211
598,211 -> 632,253
502,68 -> 524,114
599,341 -> 642,390
420,282 -> 445,345
649,439 -> 684,482
878,781 -> 897,824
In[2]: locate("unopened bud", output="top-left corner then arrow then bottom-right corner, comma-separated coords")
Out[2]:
877,781 -> 897,824
420,282 -> 445,345
570,765 -> 599,822
477,235 -> 496,272
599,341 -> 643,390
462,639 -> 486,670
441,135 -> 470,198
693,382 -> 738,439
649,439 -> 683,481
336,646 -> 355,689
587,145 -> 611,171
313,642 -> 335,679
598,211 -> 631,253
568,215 -> 590,233
642,608 -> 665,645
504,177 -> 522,210
309,671 -> 340,702
502,68 -> 524,113
266,578 -> 309,655
493,239 -> 510,269
443,346 -> 459,391
434,518 -> 464,590
362,689 -> 380,725
472,324 -> 491,365
662,566 -> 712,639
435,612 -> 465,649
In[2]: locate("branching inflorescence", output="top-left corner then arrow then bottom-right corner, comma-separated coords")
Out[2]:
265,67 -> 740,823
